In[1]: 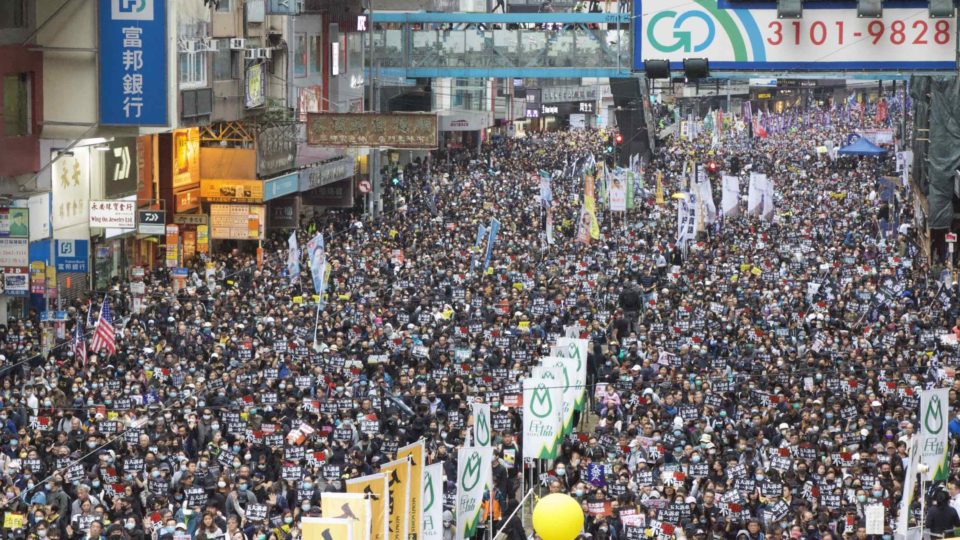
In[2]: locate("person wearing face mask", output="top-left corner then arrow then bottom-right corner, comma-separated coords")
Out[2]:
226,478 -> 258,523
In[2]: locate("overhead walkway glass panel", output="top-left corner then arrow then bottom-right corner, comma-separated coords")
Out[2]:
369,12 -> 632,78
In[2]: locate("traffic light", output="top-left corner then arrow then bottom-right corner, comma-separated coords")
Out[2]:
606,135 -> 615,154
706,160 -> 719,176
615,133 -> 624,144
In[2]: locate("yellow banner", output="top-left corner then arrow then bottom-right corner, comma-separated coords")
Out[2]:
302,517 -> 353,540
380,458 -> 411,540
346,473 -> 390,540
397,442 -> 425,540
320,493 -> 372,540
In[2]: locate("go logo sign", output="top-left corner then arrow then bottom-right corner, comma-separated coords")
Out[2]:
647,10 -> 716,53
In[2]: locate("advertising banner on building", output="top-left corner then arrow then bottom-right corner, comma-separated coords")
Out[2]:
0,208 -> 29,238
0,241 -> 28,271
245,63 -> 265,109
89,200 -> 136,229
175,188 -> 201,212
268,197 -> 300,229
28,194 -> 50,242
210,204 -> 265,240
635,0 -> 956,71
52,147 -> 90,231
172,128 -> 200,189
263,173 -> 299,201
200,179 -> 264,204
54,240 -> 88,273
298,157 -> 355,191
98,0 -> 167,125
2,267 -> 29,297
306,113 -> 438,149
102,138 -> 139,197
257,125 -> 297,177
301,179 -> 354,208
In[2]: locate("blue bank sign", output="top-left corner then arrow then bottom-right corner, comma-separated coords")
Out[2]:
99,0 -> 167,125
55,239 -> 89,273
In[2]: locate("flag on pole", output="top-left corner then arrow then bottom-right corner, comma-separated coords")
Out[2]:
455,446 -> 493,540
90,296 -> 116,355
421,463 -> 444,540
72,317 -> 87,366
472,404 -> 492,447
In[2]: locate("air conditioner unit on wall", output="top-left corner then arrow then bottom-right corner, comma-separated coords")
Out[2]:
183,40 -> 198,53
244,49 -> 257,60
257,48 -> 272,59
230,38 -> 246,50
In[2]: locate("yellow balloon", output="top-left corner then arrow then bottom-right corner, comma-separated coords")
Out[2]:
532,494 -> 584,540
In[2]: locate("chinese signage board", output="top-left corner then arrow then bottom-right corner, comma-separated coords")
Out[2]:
542,85 -> 598,103
306,113 -> 438,149
246,63 -> 265,109
200,179 -> 264,204
541,101 -> 596,116
54,240 -> 88,273
298,157 -> 355,192
90,200 -> 136,229
171,128 -> 200,189
98,0 -> 167,125
300,178 -> 354,208
174,213 -> 208,226
0,208 -> 29,238
268,197 -> 299,229
102,138 -> 139,197
0,240 -> 28,268
52,147 -> 90,231
2,267 -> 28,297
210,204 -> 265,240
264,173 -> 299,201
175,188 -> 201,212
165,224 -> 178,268
256,125 -> 297,177
635,0 -> 956,71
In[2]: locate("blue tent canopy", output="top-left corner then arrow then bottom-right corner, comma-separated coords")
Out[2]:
837,137 -> 887,156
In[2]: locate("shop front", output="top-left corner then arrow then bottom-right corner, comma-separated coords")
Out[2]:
264,173 -> 300,231
439,110 -> 494,151
201,179 -> 265,254
159,128 -> 201,267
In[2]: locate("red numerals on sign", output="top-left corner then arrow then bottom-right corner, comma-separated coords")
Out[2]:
767,19 -> 951,47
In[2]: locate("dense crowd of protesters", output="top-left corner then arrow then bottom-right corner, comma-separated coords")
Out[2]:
0,103 -> 956,540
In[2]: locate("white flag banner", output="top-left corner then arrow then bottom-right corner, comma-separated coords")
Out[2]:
531,365 -> 569,439
677,193 -> 697,243
552,338 -> 589,411
897,437 -> 921,538
471,403 -> 492,448
455,446 -> 492,540
748,173 -> 766,216
539,355 -> 583,435
421,462 -> 444,540
696,169 -> 717,224
761,174 -> 775,222
721,175 -> 740,218
609,170 -> 627,212
919,388 -> 950,481
522,377 -> 563,460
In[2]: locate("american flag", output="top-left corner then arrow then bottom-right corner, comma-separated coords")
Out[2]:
71,316 -> 87,366
90,296 -> 116,355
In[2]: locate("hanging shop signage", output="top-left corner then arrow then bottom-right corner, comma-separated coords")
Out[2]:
138,209 -> 165,234
2,267 -> 28,297
30,262 -> 45,294
200,179 -> 264,204
246,63 -> 266,109
89,200 -> 136,229
54,239 -> 88,273
98,0 -> 167,125
524,88 -> 542,119
298,157 -> 355,191
174,213 -> 208,226
438,111 -> 493,132
301,178 -> 355,208
210,204 -> 265,240
542,86 -> 598,103
165,224 -> 179,268
263,173 -> 299,201
175,188 -> 200,212
540,101 -> 596,116
306,113 -> 438,149
257,125 -> 298,177
172,128 -> 200,189
0,239 -> 28,268
28,193 -> 50,241
268,197 -> 300,229
52,147 -> 90,231
0,208 -> 29,238
102,138 -> 139,197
